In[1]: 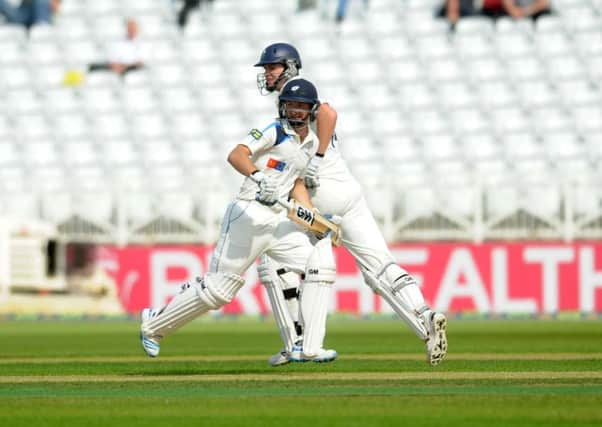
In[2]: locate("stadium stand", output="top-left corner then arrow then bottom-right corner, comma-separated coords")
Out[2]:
0,0 -> 601,243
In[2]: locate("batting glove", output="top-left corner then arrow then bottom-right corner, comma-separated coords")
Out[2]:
304,154 -> 323,189
250,170 -> 279,206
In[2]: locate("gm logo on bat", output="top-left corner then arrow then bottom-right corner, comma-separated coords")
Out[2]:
296,206 -> 315,226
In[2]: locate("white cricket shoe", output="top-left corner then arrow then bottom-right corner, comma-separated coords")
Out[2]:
140,308 -> 160,358
425,311 -> 448,366
288,344 -> 338,363
268,350 -> 290,367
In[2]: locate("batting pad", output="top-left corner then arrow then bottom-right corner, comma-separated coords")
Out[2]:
258,256 -> 299,352
142,272 -> 244,339
301,238 -> 336,358
362,264 -> 428,340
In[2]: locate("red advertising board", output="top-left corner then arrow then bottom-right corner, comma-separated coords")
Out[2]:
96,243 -> 602,315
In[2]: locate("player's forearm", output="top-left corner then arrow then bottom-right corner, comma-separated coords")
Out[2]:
227,144 -> 257,177
290,179 -> 313,208
316,103 -> 337,155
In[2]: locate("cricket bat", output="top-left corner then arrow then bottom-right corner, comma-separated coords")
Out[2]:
277,198 -> 342,246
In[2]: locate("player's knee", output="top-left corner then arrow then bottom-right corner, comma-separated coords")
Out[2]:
199,272 -> 245,308
305,238 -> 336,285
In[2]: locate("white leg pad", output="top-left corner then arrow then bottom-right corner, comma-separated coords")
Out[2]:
362,263 -> 429,340
142,272 -> 244,339
300,238 -> 336,358
258,255 -> 299,352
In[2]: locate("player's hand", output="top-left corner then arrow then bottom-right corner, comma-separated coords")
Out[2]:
251,171 -> 278,206
304,154 -> 323,189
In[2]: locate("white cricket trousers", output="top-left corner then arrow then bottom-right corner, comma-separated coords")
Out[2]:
210,199 -> 313,276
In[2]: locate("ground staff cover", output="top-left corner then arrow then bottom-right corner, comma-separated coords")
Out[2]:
1,319 -> 601,426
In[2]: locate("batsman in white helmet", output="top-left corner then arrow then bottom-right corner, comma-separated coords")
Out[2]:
254,42 -> 448,367
140,77 -> 337,363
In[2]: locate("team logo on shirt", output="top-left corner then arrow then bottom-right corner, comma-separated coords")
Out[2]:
266,158 -> 286,171
249,129 -> 263,140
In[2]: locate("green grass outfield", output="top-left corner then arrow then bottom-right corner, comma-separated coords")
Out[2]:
1,318 -> 601,427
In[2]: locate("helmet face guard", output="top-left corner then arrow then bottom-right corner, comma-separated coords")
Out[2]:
278,79 -> 320,130
254,43 -> 302,95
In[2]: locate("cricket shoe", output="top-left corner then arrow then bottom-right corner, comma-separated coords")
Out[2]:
424,311 -> 448,366
140,308 -> 160,358
288,344 -> 337,363
268,349 -> 291,367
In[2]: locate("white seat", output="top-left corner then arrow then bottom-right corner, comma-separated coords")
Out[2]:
461,133 -> 501,161
438,82 -> 477,110
415,35 -> 454,60
0,25 -> 27,44
160,87 -> 199,114
142,140 -> 178,166
150,166 -> 186,191
336,37 -> 372,62
535,32 -> 572,57
503,133 -> 542,160
454,34 -> 493,59
357,83 -> 398,111
28,24 -> 57,42
449,108 -> 490,135
366,11 -> 402,37
505,57 -> 545,82
532,107 -> 574,135
169,113 -> 210,139
151,64 -> 187,87
546,55 -> 585,82
574,106 -> 602,133
182,39 -> 218,65
31,166 -> 67,192
404,13 -> 449,37
34,65 -> 66,89
188,63 -> 227,88
103,139 -> 138,166
455,16 -> 495,35
131,114 -> 169,140
198,87 -> 237,113
1,193 -> 39,219
478,81 -> 518,110
410,110 -> 449,135
543,132 -> 585,160
381,135 -> 419,162
7,89 -> 41,114
43,88 -> 81,114
340,136 -> 379,163
426,57 -> 464,83
53,113 -> 90,140
388,58 -> 422,83
15,114 -> 50,140
83,88 -> 120,114
0,65 -> 32,90
557,80 -> 601,107
122,69 -> 152,87
399,83 -> 436,111
0,141 -> 20,166
121,87 -> 158,114
490,108 -> 530,135
92,113 -> 129,139
421,134 -> 458,161
84,71 -> 120,88
495,33 -> 535,59
66,40 -> 102,66
516,81 -> 559,109
179,140 -> 218,167
69,166 -> 108,192
75,192 -> 113,223
466,57 -> 505,83
26,41 -> 62,66
574,31 -> 602,57
376,35 -> 414,61
63,140 -> 98,167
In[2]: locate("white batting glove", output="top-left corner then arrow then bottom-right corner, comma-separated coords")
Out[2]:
304,154 -> 323,189
250,171 -> 279,206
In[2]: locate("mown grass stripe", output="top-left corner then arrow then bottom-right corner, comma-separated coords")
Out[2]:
2,384 -> 601,398
1,353 -> 600,364
2,371 -> 602,383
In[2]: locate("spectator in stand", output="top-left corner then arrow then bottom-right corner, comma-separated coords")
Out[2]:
88,18 -> 145,76
438,0 -> 551,26
176,0 -> 214,28
0,0 -> 61,29
335,0 -> 369,23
